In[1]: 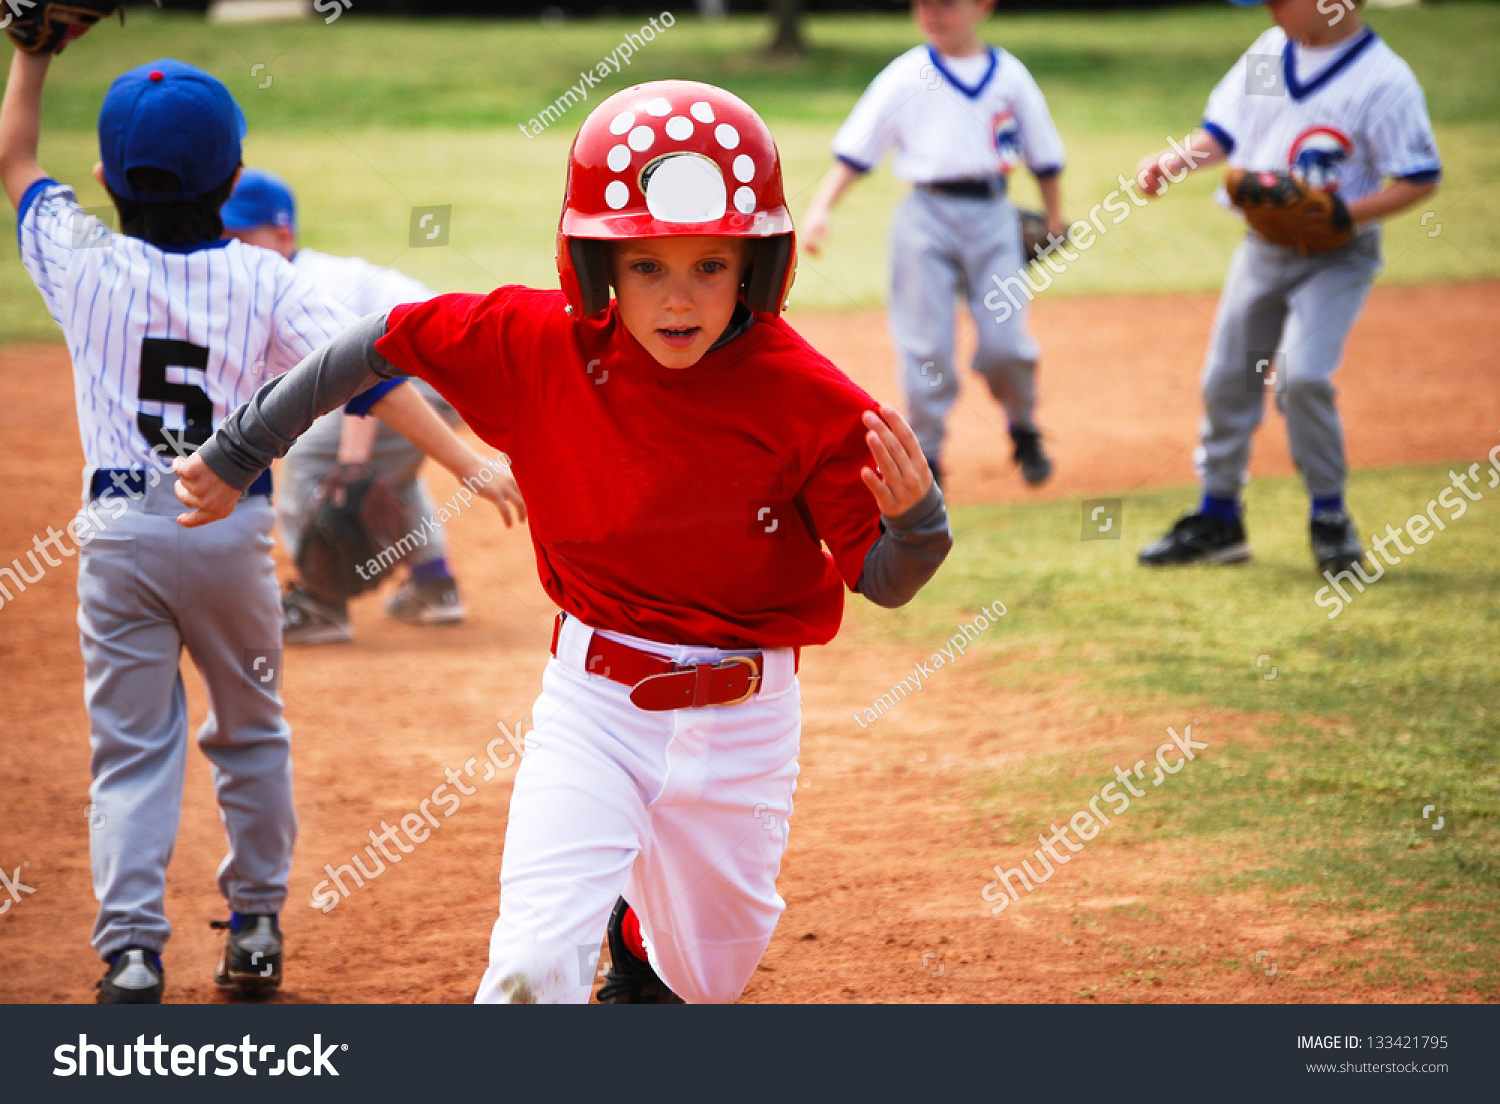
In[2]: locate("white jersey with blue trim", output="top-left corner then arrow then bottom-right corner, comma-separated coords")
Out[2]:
1204,27 -> 1441,207
831,44 -> 1066,184
17,181 -> 355,472
290,246 -> 435,318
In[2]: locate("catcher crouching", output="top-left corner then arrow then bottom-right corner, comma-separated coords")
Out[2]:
220,169 -> 490,643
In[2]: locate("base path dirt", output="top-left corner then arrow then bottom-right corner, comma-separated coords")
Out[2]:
1,283 -> 1495,1004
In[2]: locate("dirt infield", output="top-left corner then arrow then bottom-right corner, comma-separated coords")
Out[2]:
1,283 -> 1496,1004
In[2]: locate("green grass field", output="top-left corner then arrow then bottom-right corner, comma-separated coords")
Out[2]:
1,5 -> 1497,341
845,462 -> 1500,997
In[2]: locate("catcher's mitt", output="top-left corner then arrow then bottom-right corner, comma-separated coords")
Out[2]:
1018,208 -> 1051,265
4,1 -> 125,55
296,464 -> 416,603
1224,168 -> 1354,256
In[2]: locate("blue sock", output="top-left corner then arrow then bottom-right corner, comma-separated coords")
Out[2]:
1311,493 -> 1345,518
409,557 -> 452,585
229,911 -> 277,931
1198,494 -> 1240,524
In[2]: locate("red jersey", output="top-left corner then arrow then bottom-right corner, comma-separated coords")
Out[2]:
376,287 -> 884,649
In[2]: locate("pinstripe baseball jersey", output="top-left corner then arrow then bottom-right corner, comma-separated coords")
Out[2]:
291,246 -> 435,319
1204,27 -> 1442,206
17,179 -> 355,471
831,45 -> 1066,184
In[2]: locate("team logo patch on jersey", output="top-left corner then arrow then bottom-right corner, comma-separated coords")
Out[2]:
1288,126 -> 1355,192
992,109 -> 1023,175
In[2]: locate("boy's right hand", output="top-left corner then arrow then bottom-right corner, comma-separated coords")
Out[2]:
173,454 -> 243,528
1136,151 -> 1176,199
801,207 -> 832,256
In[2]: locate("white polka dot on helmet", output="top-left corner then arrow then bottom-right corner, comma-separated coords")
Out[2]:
556,80 -> 796,320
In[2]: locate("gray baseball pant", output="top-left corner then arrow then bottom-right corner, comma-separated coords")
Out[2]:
889,185 -> 1041,463
1195,229 -> 1383,500
277,379 -> 459,567
78,473 -> 294,959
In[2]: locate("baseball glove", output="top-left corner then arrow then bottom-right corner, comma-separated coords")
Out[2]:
296,464 -> 415,603
1224,168 -> 1354,256
4,1 -> 125,55
1018,208 -> 1051,265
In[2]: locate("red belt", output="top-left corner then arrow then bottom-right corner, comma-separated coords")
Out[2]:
550,613 -> 763,712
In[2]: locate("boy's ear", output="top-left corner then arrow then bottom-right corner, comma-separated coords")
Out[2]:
91,162 -> 106,188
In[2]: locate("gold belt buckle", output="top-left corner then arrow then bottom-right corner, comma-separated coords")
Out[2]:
714,655 -> 761,706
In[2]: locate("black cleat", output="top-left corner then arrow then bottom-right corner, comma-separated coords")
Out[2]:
282,583 -> 352,645
212,913 -> 282,998
596,898 -> 683,1004
1311,509 -> 1365,573
1010,427 -> 1053,486
385,576 -> 467,626
1139,511 -> 1251,566
97,946 -> 163,1004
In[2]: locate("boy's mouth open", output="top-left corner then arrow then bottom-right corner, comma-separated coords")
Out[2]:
656,325 -> 701,349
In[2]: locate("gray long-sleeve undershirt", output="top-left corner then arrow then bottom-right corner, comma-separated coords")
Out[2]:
197,311 -> 952,610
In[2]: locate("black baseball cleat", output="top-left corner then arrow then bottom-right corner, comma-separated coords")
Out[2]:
596,898 -> 684,1004
1139,511 -> 1251,566
1010,427 -> 1053,486
211,913 -> 282,998
97,946 -> 164,1004
282,583 -> 352,646
1311,509 -> 1365,573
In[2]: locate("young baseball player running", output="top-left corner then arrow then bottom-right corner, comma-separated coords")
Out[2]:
1136,0 -> 1440,572
802,0 -> 1068,490
0,48 -> 512,1003
176,80 -> 954,1004
221,168 -> 475,644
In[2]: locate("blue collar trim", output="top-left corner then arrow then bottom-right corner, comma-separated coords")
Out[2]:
1283,28 -> 1377,102
925,45 -> 999,101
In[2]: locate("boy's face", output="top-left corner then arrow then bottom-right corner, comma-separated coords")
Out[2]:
913,0 -> 995,54
1267,0 -> 1360,42
225,224 -> 297,260
611,236 -> 750,370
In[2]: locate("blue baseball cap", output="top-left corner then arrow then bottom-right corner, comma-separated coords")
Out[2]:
221,168 -> 297,232
98,59 -> 246,203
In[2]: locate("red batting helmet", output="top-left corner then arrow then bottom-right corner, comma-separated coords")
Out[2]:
556,80 -> 797,319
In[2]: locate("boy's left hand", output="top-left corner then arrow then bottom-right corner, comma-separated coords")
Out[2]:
860,403 -> 932,518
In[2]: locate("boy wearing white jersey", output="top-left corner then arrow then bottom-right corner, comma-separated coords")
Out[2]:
222,169 -> 476,644
0,50 -> 509,1002
803,0 -> 1068,489
1136,0 -> 1440,572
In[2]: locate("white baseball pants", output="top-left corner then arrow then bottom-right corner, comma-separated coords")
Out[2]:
474,616 -> 801,1004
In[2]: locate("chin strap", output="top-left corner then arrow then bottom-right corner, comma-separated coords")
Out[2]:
708,300 -> 755,352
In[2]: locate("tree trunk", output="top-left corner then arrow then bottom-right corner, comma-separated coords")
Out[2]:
768,0 -> 803,57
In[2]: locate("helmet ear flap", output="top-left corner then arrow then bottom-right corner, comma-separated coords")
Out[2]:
570,238 -> 613,317
743,235 -> 794,315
